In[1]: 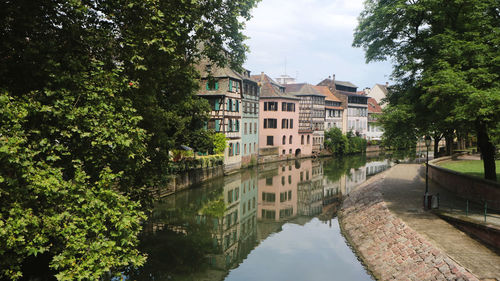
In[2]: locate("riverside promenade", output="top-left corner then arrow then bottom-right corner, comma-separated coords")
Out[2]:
339,164 -> 500,281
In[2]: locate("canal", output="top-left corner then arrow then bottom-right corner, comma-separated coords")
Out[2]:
129,153 -> 410,281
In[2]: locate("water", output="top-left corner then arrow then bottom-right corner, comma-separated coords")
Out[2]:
130,153 -> 411,281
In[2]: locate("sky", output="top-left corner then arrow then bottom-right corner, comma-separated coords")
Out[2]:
243,0 -> 393,89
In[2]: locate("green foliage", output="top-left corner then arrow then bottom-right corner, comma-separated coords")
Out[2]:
200,196 -> 227,218
324,128 -> 348,155
354,0 -> 499,180
0,0 -> 259,278
211,133 -> 228,155
0,88 -> 146,280
324,128 -> 366,155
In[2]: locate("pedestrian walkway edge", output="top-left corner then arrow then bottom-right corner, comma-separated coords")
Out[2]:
338,165 -> 479,281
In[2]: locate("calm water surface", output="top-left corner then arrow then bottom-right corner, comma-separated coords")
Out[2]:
130,153 -> 412,281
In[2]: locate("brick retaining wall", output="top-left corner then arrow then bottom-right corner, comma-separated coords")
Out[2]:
428,157 -> 500,211
339,175 -> 478,281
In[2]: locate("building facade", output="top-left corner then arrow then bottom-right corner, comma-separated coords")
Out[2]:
240,70 -> 260,167
313,85 -> 343,132
253,73 -> 312,161
367,97 -> 384,141
197,61 -> 243,171
318,75 -> 367,137
285,84 -> 326,152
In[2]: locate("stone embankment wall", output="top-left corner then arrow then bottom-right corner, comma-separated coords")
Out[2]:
152,166 -> 224,197
428,157 -> 500,211
339,172 -> 478,281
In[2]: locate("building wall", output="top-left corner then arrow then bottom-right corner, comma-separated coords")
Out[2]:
259,98 -> 311,159
298,95 -> 325,152
369,84 -> 387,107
347,105 -> 368,137
199,76 -> 242,171
241,79 -> 259,167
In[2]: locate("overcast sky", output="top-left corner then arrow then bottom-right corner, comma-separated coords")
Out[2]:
243,0 -> 393,89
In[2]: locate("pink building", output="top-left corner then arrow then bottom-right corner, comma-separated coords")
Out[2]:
252,73 -> 312,162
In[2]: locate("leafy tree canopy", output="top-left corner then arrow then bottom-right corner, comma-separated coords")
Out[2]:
354,0 -> 499,180
0,0 -> 259,279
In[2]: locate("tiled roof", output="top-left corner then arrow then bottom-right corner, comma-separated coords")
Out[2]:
313,86 -> 341,102
335,80 -> 358,88
251,73 -> 299,100
285,83 -> 325,97
368,97 -> 382,113
196,59 -> 242,80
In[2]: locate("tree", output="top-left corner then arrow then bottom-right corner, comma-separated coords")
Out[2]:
211,133 -> 228,155
324,127 -> 348,155
354,0 -> 499,180
0,0 -> 258,279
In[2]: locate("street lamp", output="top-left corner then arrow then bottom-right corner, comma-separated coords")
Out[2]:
424,136 -> 431,208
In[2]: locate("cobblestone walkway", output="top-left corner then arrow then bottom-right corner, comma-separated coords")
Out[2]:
339,168 -> 481,281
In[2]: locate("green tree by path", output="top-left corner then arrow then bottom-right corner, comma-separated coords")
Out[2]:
353,0 -> 500,181
0,0 -> 258,279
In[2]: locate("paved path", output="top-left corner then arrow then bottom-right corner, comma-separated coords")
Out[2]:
339,164 -> 500,281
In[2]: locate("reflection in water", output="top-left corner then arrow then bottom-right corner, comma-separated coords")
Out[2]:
131,154 -> 398,281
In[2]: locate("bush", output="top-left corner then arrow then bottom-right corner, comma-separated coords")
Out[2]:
325,128 -> 367,155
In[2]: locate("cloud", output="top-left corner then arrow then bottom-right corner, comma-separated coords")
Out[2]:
243,0 -> 393,88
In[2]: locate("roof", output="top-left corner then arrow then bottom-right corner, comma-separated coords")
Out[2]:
374,83 -> 389,94
312,86 -> 341,102
285,83 -> 325,97
367,98 -> 382,113
196,59 -> 242,80
251,73 -> 299,100
317,78 -> 358,89
335,80 -> 358,88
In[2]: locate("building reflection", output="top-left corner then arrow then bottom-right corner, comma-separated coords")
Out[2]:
132,156 -> 394,281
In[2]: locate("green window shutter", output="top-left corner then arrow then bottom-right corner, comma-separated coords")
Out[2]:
206,82 -> 209,90
229,80 -> 233,91
215,99 -> 220,110
227,99 -> 230,111
236,120 -> 239,132
215,82 -> 219,90
215,120 -> 220,132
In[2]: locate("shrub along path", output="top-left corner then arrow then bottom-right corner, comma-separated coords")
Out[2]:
339,164 -> 500,280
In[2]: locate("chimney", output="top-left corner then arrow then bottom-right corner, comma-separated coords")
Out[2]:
385,82 -> 389,87
261,71 -> 265,82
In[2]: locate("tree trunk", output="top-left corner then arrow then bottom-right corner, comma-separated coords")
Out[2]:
476,122 -> 497,181
444,132 -> 454,156
433,132 -> 442,157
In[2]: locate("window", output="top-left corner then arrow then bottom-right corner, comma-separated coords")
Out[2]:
282,135 -> 286,145
265,177 -> 273,186
262,192 -> 275,202
227,98 -> 232,111
206,80 -> 219,91
244,144 -> 247,154
281,176 -> 285,185
290,119 -> 293,128
264,118 -> 277,129
288,175 -> 292,184
307,135 -> 310,144
249,123 -> 252,134
289,135 -> 292,144
264,101 -> 278,111
229,143 -> 233,156
301,135 -> 304,144
267,136 -> 274,146
254,122 -> 257,133
282,149 -> 285,155
244,123 -> 247,134
236,142 -> 240,155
